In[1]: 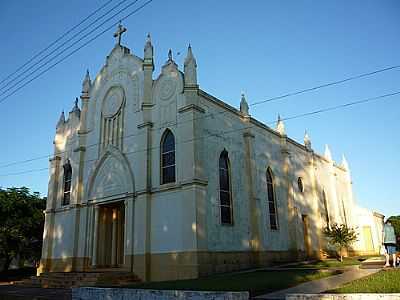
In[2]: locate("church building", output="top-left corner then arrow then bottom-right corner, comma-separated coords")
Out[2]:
39,25 -> 384,282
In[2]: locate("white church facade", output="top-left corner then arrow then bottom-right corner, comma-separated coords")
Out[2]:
39,26 -> 384,281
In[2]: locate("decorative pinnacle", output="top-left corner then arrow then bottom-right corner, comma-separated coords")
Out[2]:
240,92 -> 249,116
185,43 -> 197,67
276,114 -> 286,135
188,43 -> 193,55
82,69 -> 91,94
324,144 -> 332,161
72,97 -> 80,113
168,49 -> 173,61
57,111 -> 65,128
341,154 -> 349,170
304,130 -> 312,149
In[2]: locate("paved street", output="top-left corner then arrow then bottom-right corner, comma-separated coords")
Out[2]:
0,284 -> 71,300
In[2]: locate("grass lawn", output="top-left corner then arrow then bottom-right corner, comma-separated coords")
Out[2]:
330,269 -> 400,293
0,267 -> 36,282
288,256 -> 372,269
129,269 -> 340,297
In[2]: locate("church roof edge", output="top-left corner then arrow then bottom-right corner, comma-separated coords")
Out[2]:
198,88 -> 346,166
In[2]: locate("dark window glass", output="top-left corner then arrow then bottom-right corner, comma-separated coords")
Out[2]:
219,150 -> 232,225
298,177 -> 304,193
63,162 -> 72,206
270,213 -> 277,230
220,206 -> 232,224
220,191 -> 230,206
161,130 -> 176,184
267,168 -> 278,230
322,190 -> 330,227
269,201 -> 276,214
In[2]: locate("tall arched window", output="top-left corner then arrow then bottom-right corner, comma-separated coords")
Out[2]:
62,161 -> 72,206
219,150 -> 233,225
266,167 -> 278,230
298,177 -> 304,193
322,190 -> 330,228
161,129 -> 176,184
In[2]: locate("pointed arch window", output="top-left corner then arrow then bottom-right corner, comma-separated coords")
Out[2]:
161,129 -> 176,184
219,150 -> 233,225
62,161 -> 72,206
266,167 -> 278,230
322,190 -> 330,228
298,177 -> 304,193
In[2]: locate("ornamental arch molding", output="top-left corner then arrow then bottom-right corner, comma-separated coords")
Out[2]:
86,145 -> 135,201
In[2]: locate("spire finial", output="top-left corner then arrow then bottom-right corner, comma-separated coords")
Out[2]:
276,114 -> 285,135
324,144 -> 332,161
71,97 -> 80,113
185,43 -> 196,64
144,33 -> 153,60
82,70 -> 91,94
240,92 -> 249,116
184,44 -> 198,86
168,49 -> 173,61
57,111 -> 65,129
304,130 -> 312,150
341,154 -> 349,170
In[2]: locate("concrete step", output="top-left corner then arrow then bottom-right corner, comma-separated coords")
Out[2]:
23,270 -> 141,288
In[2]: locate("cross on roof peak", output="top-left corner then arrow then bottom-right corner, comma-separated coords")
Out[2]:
113,23 -> 127,45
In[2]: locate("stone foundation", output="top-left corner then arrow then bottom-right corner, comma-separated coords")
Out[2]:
39,249 -> 312,282
38,257 -> 90,274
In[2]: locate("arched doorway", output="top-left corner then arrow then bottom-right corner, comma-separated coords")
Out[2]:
87,146 -> 134,269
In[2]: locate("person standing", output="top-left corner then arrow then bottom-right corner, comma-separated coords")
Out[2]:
383,220 -> 397,267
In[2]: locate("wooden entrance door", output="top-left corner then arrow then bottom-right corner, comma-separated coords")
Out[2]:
96,202 -> 125,267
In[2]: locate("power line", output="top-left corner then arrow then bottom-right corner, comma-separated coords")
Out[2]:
281,91 -> 400,122
249,65 -> 400,106
1,59 -> 398,167
0,84 -> 398,169
0,0 -> 398,106
0,0 -> 114,88
0,0 -> 142,97
0,89 -> 397,177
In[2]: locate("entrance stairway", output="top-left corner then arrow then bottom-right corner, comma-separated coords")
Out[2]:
21,271 -> 141,288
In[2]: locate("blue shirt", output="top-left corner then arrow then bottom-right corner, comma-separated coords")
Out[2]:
384,224 -> 396,244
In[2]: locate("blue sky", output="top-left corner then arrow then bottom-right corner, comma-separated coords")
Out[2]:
0,1 -> 399,218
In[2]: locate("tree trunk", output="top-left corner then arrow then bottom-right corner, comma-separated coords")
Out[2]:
2,255 -> 11,271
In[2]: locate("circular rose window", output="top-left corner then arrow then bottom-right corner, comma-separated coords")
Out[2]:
103,87 -> 124,118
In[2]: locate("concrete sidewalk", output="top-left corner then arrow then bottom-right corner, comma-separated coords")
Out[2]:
255,266 -> 380,300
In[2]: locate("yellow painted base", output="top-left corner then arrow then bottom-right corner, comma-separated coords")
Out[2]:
38,249 -> 318,281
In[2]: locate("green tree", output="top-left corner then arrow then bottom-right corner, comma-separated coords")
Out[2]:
0,187 -> 46,271
324,223 -> 358,262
